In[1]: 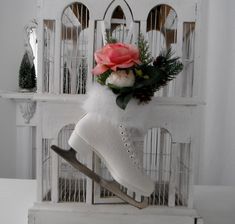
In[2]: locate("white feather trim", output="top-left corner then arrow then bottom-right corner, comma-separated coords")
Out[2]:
83,84 -> 154,130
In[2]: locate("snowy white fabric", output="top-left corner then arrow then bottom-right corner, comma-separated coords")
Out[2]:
82,84 -> 154,131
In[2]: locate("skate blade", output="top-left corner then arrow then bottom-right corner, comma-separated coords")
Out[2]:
51,145 -> 148,209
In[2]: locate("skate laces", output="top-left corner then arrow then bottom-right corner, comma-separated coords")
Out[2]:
119,124 -> 142,169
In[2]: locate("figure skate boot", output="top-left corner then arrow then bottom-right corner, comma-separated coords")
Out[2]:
52,113 -> 155,208
68,113 -> 155,196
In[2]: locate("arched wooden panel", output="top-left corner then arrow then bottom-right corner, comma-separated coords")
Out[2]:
60,2 -> 90,94
94,0 -> 138,48
42,138 -> 52,201
42,20 -> 55,93
146,4 -> 195,97
146,5 -> 177,56
146,4 -> 178,97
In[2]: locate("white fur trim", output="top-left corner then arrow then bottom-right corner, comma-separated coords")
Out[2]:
83,84 -> 153,130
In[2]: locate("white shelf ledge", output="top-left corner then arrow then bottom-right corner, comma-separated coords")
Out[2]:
151,96 -> 205,106
0,91 -> 205,106
33,93 -> 86,103
0,91 -> 34,100
0,91 -> 86,103
29,202 -> 200,224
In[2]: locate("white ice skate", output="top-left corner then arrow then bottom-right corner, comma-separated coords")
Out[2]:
51,113 -> 155,209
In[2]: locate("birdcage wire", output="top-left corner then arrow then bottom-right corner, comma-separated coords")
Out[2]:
175,143 -> 191,206
146,5 -> 178,97
143,128 -> 172,206
61,3 -> 89,94
43,20 -> 55,93
181,22 -> 196,97
57,124 -> 87,202
42,138 -> 52,201
110,6 -> 128,42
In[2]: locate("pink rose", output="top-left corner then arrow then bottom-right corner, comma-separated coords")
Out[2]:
92,43 -> 141,76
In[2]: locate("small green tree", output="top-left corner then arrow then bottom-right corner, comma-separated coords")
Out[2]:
19,52 -> 36,90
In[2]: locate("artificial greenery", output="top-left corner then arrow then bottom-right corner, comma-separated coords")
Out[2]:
97,70 -> 111,86
132,48 -> 184,104
137,34 -> 152,65
95,33 -> 183,110
19,52 -> 36,90
97,46 -> 183,110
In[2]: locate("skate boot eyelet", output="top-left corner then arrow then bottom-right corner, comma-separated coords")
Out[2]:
124,142 -> 130,147
132,160 -> 140,168
119,124 -> 148,181
130,155 -> 135,159
120,131 -> 127,137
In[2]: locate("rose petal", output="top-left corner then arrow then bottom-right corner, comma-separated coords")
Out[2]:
110,54 -> 132,64
112,62 -> 135,70
93,42 -> 141,72
92,64 -> 109,76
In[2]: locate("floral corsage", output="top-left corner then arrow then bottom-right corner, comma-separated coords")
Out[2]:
92,36 -> 183,110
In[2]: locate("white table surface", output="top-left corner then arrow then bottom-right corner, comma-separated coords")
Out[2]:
0,178 -> 235,224
0,179 -> 36,224
194,185 -> 235,224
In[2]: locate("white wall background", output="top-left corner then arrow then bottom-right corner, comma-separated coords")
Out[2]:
0,0 -> 37,178
199,0 -> 235,185
0,0 -> 235,185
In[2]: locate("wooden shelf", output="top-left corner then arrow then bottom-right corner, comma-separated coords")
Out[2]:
0,91 -> 205,106
0,91 -> 86,103
151,97 -> 205,106
33,93 -> 86,103
0,91 -> 34,100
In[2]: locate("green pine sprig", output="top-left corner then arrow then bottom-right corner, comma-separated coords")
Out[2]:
116,47 -> 183,108
137,34 -> 152,64
132,47 -> 183,103
152,47 -> 183,89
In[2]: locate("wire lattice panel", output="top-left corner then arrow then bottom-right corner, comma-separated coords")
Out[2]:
181,22 -> 196,97
175,143 -> 191,206
43,20 -> 55,93
58,165 -> 87,202
143,128 -> 172,206
58,124 -> 87,203
109,6 -> 128,43
61,3 -> 89,94
147,4 -> 178,97
42,138 -> 52,201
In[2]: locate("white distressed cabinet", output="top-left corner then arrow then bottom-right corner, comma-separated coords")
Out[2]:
1,0 -> 204,223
